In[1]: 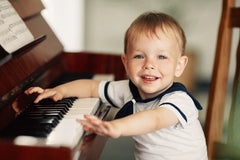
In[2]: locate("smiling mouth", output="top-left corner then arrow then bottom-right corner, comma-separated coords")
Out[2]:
141,75 -> 160,80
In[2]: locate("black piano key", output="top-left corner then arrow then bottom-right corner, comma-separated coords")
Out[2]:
33,108 -> 67,114
7,127 -> 49,138
14,117 -> 58,128
23,109 -> 65,117
10,123 -> 52,133
18,115 -> 61,127
0,97 -> 78,138
21,112 -> 63,120
34,106 -> 69,113
12,115 -> 54,127
1,121 -> 51,138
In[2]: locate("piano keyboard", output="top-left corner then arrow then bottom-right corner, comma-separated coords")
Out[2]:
2,97 -> 102,148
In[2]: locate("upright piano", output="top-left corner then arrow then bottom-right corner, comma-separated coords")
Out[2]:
0,0 -> 126,159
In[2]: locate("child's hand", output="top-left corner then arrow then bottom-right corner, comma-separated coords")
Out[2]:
24,87 -> 63,103
77,115 -> 121,139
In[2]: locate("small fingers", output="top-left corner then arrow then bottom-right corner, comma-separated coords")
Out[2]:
34,89 -> 57,103
77,119 -> 96,133
52,93 -> 63,102
85,115 -> 101,124
24,87 -> 44,95
77,115 -> 109,136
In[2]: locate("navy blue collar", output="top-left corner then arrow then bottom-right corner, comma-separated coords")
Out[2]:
114,80 -> 202,119
129,80 -> 202,110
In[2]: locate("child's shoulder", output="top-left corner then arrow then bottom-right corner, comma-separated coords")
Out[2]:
99,79 -> 131,97
161,90 -> 191,102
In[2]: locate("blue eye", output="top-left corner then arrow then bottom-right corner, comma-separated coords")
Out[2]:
158,55 -> 166,59
134,55 -> 144,59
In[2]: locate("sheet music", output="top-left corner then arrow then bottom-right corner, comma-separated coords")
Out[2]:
0,0 -> 34,54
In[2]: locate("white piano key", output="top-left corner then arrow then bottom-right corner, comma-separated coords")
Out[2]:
45,98 -> 100,148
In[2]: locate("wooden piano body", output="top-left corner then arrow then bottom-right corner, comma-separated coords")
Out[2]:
0,0 -> 125,159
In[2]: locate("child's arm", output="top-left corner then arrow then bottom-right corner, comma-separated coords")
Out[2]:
25,79 -> 100,103
77,107 -> 179,138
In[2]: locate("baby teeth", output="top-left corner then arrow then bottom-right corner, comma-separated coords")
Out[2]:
144,76 -> 157,79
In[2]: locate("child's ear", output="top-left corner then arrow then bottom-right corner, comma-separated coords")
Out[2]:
121,54 -> 129,75
175,55 -> 188,77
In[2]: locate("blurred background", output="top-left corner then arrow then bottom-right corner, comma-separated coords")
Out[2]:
40,0 -> 239,159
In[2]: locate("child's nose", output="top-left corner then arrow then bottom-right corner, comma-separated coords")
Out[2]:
143,59 -> 155,70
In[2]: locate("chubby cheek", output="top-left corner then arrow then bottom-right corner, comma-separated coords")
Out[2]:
158,64 -> 175,78
126,63 -> 136,76
126,62 -> 142,79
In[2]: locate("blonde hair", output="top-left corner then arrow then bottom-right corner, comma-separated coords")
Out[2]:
124,12 -> 186,55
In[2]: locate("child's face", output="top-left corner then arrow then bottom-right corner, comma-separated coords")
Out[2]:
122,31 -> 188,99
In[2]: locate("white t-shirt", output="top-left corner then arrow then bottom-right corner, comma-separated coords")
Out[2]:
98,80 -> 208,160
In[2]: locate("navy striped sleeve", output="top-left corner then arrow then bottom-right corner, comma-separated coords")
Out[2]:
104,81 -> 118,108
159,102 -> 187,122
